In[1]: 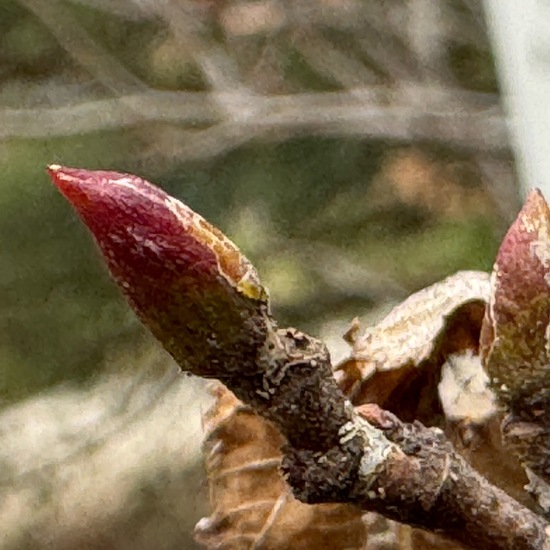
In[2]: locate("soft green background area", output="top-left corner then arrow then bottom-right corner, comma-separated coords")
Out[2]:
0,0 -> 505,403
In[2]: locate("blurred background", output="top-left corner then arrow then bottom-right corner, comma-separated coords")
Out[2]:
0,0 -> 523,548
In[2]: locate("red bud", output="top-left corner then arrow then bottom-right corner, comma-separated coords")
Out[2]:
48,165 -> 269,377
480,189 -> 550,486
480,189 -> 550,406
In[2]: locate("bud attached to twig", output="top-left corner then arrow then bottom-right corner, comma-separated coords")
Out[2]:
48,165 -> 269,377
480,189 -> 550,487
480,189 -> 550,407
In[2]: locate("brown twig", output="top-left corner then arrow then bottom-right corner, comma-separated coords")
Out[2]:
217,325 -> 548,550
358,404 -> 545,550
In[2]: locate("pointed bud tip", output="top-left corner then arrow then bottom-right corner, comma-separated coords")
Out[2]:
518,189 -> 550,236
46,164 -> 75,182
527,187 -> 545,200
47,164 -> 94,201
47,164 -> 66,189
523,187 -> 549,216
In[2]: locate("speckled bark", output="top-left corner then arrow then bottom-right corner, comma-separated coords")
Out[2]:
358,406 -> 546,550
223,326 -> 547,550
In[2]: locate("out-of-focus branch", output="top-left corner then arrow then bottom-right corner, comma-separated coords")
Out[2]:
67,0 -> 153,21
155,1 -> 243,93
1,91 -> 212,138
407,0 -> 450,81
1,86 -> 508,156
19,0 -> 147,94
289,29 -> 379,88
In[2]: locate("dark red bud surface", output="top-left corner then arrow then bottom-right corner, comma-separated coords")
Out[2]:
48,165 -> 269,377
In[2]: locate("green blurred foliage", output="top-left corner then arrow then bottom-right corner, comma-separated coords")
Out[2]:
448,43 -> 499,92
2,16 -> 60,76
0,133 -> 139,400
0,0 -> 505,405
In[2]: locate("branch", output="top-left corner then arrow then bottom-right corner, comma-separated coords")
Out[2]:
3,86 -> 508,157
233,326 -> 546,550
19,0 -> 147,94
47,166 -> 549,550
357,404 -> 545,549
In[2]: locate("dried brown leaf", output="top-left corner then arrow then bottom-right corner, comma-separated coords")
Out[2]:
195,384 -> 368,550
335,270 -> 490,423
336,270 -> 532,545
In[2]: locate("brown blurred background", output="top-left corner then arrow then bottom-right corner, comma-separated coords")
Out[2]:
0,1 -> 520,548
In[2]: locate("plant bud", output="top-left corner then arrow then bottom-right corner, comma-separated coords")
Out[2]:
480,189 -> 550,410
48,165 -> 269,377
480,189 -> 550,486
